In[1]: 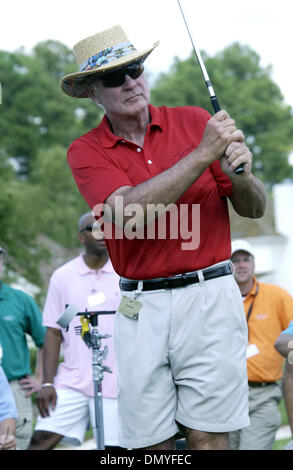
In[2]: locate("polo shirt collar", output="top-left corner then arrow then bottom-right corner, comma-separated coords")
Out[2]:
99,115 -> 122,148
247,277 -> 258,297
148,104 -> 163,130
78,254 -> 113,276
100,104 -> 163,149
0,283 -> 9,300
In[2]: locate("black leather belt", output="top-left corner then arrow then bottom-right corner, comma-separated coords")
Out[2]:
120,263 -> 232,292
248,381 -> 277,388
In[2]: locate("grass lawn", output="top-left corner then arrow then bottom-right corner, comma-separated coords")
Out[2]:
279,397 -> 288,425
273,438 -> 291,450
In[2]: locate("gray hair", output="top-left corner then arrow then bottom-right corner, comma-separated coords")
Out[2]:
89,81 -> 106,112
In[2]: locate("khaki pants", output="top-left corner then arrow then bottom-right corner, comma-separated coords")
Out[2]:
9,380 -> 33,450
229,383 -> 282,450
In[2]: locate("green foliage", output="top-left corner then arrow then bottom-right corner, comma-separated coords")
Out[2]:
29,144 -> 89,248
278,397 -> 289,426
0,144 -> 89,290
0,41 -> 102,287
0,150 -> 47,285
151,43 -> 293,184
0,41 -> 103,176
273,438 -> 291,450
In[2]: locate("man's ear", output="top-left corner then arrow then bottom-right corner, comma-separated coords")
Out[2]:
87,85 -> 95,99
87,79 -> 99,100
78,233 -> 85,244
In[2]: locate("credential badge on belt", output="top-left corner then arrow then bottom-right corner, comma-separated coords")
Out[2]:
117,295 -> 142,320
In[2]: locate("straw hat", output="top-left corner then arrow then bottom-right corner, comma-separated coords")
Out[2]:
60,25 -> 159,98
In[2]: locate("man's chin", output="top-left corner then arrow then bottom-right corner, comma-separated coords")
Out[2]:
125,95 -> 148,112
91,243 -> 107,255
235,275 -> 249,284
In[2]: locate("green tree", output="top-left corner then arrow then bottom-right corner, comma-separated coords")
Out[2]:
0,144 -> 89,290
0,41 -> 103,176
0,42 -> 102,287
151,43 -> 293,184
0,150 -> 47,286
29,144 -> 89,249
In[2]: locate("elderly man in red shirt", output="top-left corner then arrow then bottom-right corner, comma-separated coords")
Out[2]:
60,25 -> 267,450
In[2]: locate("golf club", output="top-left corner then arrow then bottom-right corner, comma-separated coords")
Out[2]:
177,0 -> 244,175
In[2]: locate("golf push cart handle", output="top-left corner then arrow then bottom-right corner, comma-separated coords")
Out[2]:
57,305 -> 115,329
210,96 -> 244,175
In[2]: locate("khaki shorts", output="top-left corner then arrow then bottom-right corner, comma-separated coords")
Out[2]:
115,262 -> 250,449
229,383 -> 282,450
9,380 -> 33,450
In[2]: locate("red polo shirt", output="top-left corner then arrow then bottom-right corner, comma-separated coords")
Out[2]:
68,104 -> 233,279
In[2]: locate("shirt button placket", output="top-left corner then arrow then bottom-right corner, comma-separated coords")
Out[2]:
144,149 -> 155,174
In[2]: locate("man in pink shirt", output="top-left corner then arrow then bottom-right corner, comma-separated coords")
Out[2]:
28,212 -> 120,450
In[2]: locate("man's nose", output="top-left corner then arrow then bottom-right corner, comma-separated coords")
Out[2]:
123,74 -> 137,87
238,260 -> 247,268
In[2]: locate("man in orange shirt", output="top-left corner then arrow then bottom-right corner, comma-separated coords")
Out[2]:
229,239 -> 293,450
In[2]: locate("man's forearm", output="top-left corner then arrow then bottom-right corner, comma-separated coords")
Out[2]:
122,147 -> 208,214
42,328 -> 62,383
104,146 -> 212,228
275,334 -> 293,357
283,362 -> 293,436
105,111 -> 245,226
35,348 -> 43,381
228,174 -> 266,219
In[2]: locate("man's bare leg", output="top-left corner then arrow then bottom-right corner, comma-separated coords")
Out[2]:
28,430 -> 63,450
186,429 -> 228,450
141,436 -> 175,450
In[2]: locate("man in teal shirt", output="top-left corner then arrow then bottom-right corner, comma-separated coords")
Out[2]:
0,246 -> 46,449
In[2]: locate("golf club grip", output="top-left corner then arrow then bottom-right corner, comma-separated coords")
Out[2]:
210,96 -> 244,175
210,95 -> 221,113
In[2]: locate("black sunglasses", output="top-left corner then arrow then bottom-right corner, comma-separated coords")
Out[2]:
100,61 -> 144,88
80,224 -> 93,233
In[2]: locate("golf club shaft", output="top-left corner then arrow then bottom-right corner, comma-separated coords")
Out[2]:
177,0 -> 244,175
